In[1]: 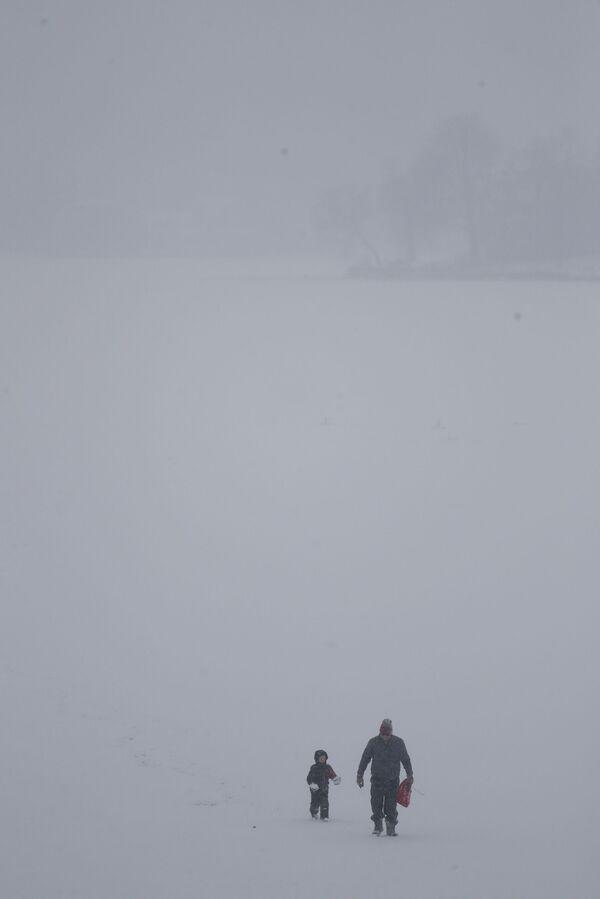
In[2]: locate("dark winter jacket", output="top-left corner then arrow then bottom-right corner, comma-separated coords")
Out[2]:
307,761 -> 337,792
357,735 -> 413,782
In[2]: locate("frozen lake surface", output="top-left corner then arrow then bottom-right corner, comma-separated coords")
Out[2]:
1,260 -> 598,898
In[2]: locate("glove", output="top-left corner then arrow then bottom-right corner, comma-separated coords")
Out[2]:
406,775 -> 414,785
309,782 -> 319,792
333,776 -> 341,785
356,774 -> 364,788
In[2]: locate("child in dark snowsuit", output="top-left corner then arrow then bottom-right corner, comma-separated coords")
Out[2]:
307,750 -> 341,820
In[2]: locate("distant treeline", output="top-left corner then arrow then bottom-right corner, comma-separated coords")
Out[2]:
317,115 -> 600,274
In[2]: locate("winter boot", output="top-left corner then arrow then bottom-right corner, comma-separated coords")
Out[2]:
386,821 -> 397,837
372,819 -> 383,835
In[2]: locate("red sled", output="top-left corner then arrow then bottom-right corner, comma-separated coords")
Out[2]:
397,778 -> 412,808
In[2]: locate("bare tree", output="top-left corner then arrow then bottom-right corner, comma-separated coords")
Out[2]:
483,136 -> 600,266
399,115 -> 500,265
315,184 -> 383,269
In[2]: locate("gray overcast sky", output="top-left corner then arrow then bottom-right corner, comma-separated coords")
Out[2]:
2,0 -> 599,253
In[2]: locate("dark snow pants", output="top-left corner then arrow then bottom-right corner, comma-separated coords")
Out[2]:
370,777 -> 398,825
310,787 -> 329,819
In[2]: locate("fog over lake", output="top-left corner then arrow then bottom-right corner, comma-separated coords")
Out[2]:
1,4 -> 599,898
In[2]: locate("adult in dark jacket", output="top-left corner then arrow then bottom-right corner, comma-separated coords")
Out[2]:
356,719 -> 413,835
307,749 -> 340,820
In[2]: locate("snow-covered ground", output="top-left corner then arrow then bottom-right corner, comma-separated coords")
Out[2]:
1,260 -> 598,898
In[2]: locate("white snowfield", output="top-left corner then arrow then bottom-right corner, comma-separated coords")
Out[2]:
1,260 -> 597,899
